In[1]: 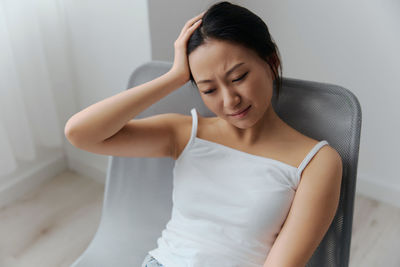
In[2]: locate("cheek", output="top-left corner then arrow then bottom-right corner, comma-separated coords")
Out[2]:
249,77 -> 271,100
247,78 -> 262,96
205,99 -> 226,116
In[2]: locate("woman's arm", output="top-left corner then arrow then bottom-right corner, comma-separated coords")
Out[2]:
263,145 -> 343,267
65,12 -> 204,147
64,71 -> 185,146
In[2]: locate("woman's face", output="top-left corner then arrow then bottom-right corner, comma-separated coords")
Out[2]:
188,39 -> 275,129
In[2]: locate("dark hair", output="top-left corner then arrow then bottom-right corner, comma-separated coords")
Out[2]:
187,1 -> 283,100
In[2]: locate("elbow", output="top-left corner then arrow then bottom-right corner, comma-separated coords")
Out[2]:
64,125 -> 78,146
64,120 -> 83,147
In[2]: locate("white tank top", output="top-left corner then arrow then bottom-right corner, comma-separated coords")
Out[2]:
148,108 -> 329,267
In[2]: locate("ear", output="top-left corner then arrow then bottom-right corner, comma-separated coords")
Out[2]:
267,52 -> 280,70
265,52 -> 280,80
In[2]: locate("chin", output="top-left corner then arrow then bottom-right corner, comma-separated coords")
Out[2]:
230,118 -> 255,129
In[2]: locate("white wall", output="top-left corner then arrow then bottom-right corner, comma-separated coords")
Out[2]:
148,0 -> 400,207
60,0 -> 151,183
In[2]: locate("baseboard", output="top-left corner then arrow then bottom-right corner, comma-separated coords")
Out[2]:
0,152 -> 67,209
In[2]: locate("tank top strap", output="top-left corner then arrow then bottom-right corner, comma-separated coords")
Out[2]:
189,108 -> 199,141
297,140 -> 329,179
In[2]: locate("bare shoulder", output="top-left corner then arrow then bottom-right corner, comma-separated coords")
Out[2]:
300,134 -> 343,181
308,136 -> 342,168
286,124 -> 342,172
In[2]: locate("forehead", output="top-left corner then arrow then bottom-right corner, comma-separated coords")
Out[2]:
188,40 -> 258,79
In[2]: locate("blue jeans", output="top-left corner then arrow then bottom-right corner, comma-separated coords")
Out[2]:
141,254 -> 165,267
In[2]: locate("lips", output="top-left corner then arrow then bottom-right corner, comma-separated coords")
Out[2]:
229,105 -> 251,116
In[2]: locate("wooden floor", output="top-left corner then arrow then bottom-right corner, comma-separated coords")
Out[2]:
0,170 -> 399,267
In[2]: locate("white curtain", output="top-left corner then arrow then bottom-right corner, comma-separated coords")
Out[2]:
0,0 -> 67,179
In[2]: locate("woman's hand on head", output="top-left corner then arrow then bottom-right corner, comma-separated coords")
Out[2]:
169,11 -> 205,84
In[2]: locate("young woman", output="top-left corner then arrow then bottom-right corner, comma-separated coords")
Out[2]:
65,2 -> 343,267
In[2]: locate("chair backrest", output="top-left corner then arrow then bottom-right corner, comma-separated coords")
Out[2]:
71,60 -> 362,267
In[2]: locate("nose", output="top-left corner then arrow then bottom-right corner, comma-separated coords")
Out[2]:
222,86 -> 241,110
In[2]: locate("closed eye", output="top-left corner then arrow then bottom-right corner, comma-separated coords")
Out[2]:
232,71 -> 248,82
203,72 -> 249,95
203,89 -> 215,94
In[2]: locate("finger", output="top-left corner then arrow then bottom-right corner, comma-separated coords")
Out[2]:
179,19 -> 201,38
182,19 -> 202,39
183,12 -> 205,30
191,11 -> 206,21
196,11 -> 206,18
190,19 -> 202,28
178,12 -> 205,38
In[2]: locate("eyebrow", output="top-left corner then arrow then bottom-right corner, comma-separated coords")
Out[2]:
196,62 -> 245,84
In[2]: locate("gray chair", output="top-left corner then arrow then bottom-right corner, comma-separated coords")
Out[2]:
70,60 -> 362,267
